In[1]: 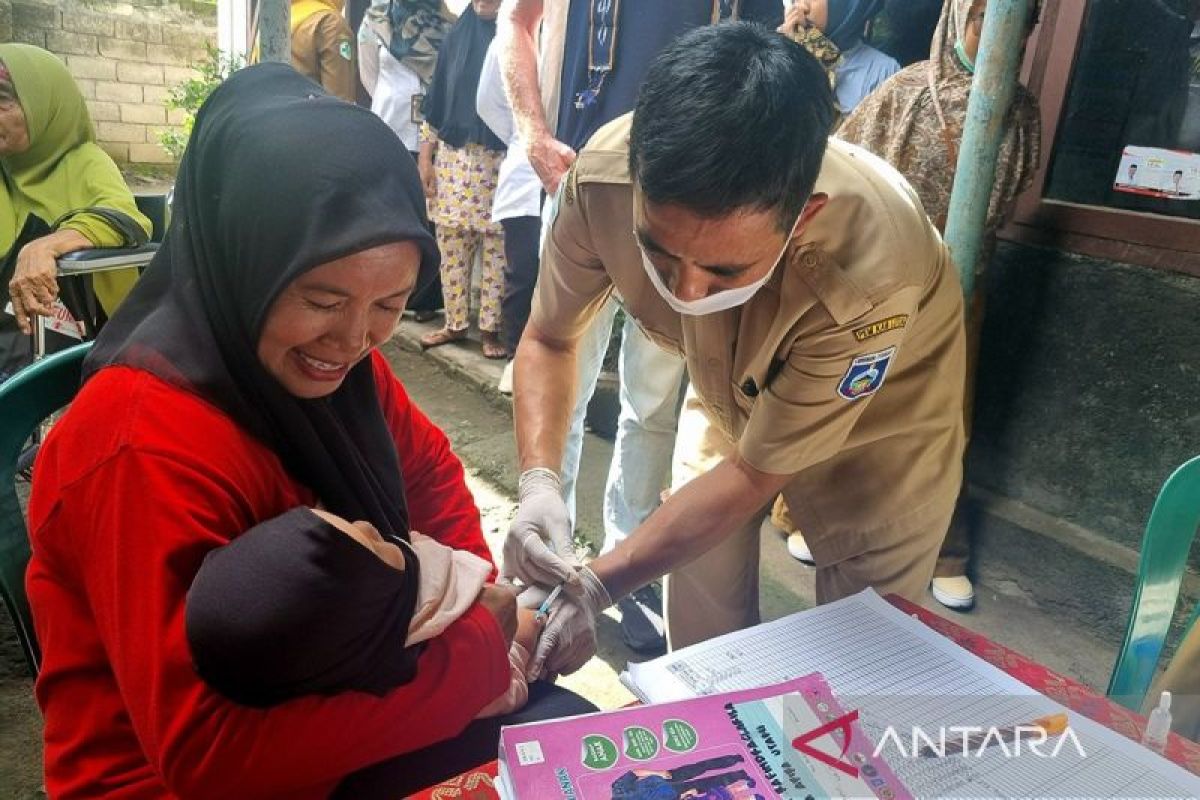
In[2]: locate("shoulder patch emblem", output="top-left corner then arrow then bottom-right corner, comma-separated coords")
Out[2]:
339,40 -> 353,61
837,347 -> 896,401
852,314 -> 908,342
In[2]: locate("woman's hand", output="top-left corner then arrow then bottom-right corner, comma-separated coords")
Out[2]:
477,582 -> 519,646
778,2 -> 805,35
417,141 -> 438,200
418,159 -> 437,200
9,239 -> 60,335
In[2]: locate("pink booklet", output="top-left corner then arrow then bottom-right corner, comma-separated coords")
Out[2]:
498,674 -> 910,800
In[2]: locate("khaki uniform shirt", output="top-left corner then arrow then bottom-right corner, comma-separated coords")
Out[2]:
292,11 -> 357,102
530,115 -> 967,563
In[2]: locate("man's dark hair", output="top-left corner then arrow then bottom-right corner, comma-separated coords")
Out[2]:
628,23 -> 835,232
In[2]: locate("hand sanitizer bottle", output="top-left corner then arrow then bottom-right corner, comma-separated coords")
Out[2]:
1142,691 -> 1172,754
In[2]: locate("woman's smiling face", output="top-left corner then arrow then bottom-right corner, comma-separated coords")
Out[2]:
257,241 -> 421,398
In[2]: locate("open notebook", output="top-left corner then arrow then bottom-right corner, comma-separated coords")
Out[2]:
622,589 -> 1200,798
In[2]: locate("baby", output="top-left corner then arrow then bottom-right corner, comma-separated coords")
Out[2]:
185,506 -> 535,715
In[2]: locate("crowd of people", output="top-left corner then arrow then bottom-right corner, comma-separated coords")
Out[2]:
5,0 -> 1198,797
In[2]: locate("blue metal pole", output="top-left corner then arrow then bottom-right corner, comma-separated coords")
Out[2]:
258,0 -> 291,64
942,0 -> 1032,307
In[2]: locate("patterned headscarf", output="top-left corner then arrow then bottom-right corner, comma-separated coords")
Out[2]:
363,0 -> 456,86
837,0 -> 1042,237
781,17 -> 843,92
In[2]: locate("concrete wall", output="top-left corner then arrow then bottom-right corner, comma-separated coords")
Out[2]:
970,242 -> 1200,564
8,0 -> 217,166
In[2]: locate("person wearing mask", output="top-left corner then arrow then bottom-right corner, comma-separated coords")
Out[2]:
778,0 -> 900,116
1,45 -> 151,377
499,0 -> 783,655
834,0 -> 1042,611
503,24 -> 965,677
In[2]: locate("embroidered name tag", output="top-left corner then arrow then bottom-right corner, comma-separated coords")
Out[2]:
852,314 -> 908,342
837,347 -> 896,401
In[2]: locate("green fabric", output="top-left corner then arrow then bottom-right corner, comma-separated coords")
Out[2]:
0,44 -> 150,314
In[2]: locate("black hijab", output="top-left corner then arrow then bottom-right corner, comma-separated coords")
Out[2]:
186,508 -> 422,705
86,64 -> 439,687
420,6 -> 504,150
826,0 -> 886,51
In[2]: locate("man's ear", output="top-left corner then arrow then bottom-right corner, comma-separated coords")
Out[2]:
791,193 -> 830,237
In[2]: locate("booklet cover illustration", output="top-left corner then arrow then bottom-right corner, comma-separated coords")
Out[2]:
498,674 -> 909,800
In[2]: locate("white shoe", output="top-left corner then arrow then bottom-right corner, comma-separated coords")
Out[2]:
787,532 -> 815,565
931,575 -> 975,611
497,360 -> 514,395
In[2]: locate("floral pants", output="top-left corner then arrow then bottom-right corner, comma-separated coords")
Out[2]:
437,226 -> 506,333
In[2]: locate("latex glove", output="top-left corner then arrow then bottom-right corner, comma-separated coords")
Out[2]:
528,566 -> 612,680
502,468 -> 581,592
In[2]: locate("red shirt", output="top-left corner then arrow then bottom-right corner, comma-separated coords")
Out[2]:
26,350 -> 511,799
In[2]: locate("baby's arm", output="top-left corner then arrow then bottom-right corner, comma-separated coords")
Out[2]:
476,609 -> 542,718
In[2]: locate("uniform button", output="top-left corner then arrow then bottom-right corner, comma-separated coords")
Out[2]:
802,252 -> 819,268
741,378 -> 759,397
707,357 -> 720,369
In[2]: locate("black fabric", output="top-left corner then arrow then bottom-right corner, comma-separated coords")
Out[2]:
186,508 -> 422,706
332,681 -> 599,799
500,215 -> 539,355
85,64 -> 440,684
826,0 -> 886,51
554,2 -> 783,151
420,7 -> 504,150
51,206 -> 149,247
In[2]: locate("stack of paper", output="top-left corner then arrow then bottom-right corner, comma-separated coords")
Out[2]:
622,589 -> 1200,798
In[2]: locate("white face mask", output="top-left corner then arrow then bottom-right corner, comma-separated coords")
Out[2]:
634,221 -> 796,317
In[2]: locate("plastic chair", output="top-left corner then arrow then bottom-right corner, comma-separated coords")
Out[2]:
1107,455 -> 1200,710
0,342 -> 91,677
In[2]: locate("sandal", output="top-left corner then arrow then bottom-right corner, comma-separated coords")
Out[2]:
481,331 -> 509,360
419,327 -> 468,350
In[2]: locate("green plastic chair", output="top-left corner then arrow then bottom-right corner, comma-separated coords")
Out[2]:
0,342 -> 91,677
1107,455 -> 1200,710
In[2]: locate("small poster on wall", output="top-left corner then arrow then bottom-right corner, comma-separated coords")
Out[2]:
1113,145 -> 1200,199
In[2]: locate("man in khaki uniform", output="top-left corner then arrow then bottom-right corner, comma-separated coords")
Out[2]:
503,23 -> 966,677
290,0 -> 357,102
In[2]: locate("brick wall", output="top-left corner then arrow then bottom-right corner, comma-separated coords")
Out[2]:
7,0 -> 217,166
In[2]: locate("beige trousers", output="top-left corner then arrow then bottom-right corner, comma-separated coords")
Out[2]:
663,395 -> 945,651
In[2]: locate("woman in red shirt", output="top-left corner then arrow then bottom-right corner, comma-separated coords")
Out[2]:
26,63 -> 592,799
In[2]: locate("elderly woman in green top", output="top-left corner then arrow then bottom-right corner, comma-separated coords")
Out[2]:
1,44 -> 151,345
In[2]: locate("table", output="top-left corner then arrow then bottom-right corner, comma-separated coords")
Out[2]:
409,596 -> 1200,798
